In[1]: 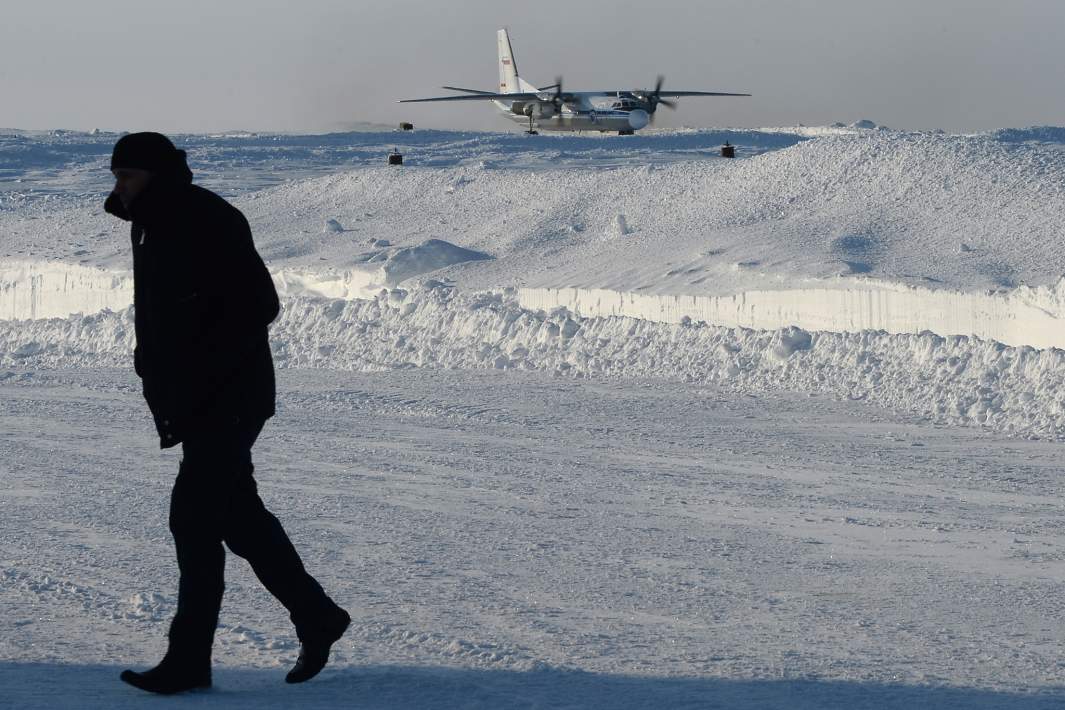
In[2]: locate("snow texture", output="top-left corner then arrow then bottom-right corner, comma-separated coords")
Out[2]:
2,368 -> 1065,708
4,125 -> 1065,707
3,128 -> 1065,427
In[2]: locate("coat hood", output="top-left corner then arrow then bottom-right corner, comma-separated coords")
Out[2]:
104,150 -> 194,223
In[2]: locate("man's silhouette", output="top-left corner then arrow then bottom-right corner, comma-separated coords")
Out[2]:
105,132 -> 349,695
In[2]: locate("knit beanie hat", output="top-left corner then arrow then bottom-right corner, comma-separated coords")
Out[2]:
110,132 -> 187,173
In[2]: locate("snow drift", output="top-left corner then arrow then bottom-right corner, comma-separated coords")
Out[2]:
0,261 -> 133,321
519,279 -> 1065,350
4,286 -> 1065,440
0,240 -> 491,319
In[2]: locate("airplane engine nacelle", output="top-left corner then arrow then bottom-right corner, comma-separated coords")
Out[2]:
627,109 -> 650,130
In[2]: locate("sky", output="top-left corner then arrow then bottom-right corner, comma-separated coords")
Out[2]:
1,0 -> 1063,134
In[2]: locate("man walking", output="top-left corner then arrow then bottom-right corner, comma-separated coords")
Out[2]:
105,133 -> 350,695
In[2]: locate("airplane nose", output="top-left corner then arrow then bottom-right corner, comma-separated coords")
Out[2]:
628,109 -> 649,130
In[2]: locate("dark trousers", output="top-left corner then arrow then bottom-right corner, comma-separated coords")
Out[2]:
167,417 -> 337,660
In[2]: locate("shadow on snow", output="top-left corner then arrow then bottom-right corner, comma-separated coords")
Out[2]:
2,661 -> 1062,710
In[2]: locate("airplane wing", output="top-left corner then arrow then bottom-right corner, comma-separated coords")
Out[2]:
399,89 -> 751,103
400,87 -> 749,102
399,92 -> 542,103
441,86 -> 498,95
657,91 -> 751,97
575,90 -> 751,98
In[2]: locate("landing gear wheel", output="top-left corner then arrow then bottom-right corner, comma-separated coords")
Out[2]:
525,116 -> 539,135
618,130 -> 635,136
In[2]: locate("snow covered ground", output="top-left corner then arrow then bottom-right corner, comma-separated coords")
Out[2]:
3,124 -> 1065,706
3,368 -> 1064,708
3,125 -> 1065,437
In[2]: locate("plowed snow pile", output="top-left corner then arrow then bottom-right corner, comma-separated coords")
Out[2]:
3,126 -> 1065,436
6,286 -> 1065,439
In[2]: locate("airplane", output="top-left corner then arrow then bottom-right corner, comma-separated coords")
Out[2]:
399,29 -> 750,135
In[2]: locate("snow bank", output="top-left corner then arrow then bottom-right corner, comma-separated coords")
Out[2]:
519,279 -> 1065,350
986,126 -> 1065,144
0,241 -> 491,318
0,261 -> 133,321
273,240 -> 489,301
8,257 -> 1065,350
4,287 -> 1065,439
8,129 -> 1065,297
219,129 -> 1065,297
374,239 -> 491,285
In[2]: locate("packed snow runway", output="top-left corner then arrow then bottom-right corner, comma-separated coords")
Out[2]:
2,368 -> 1063,709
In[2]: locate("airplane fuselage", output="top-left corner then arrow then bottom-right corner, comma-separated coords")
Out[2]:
492,99 -> 649,133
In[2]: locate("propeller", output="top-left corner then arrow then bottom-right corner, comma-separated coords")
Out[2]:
533,77 -> 567,112
634,76 -> 677,123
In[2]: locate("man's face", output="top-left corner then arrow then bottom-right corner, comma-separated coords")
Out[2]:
111,168 -> 152,208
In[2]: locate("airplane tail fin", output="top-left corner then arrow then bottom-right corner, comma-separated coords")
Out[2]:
497,28 -> 538,94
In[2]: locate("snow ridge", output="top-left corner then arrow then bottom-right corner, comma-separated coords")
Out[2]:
518,280 -> 1065,350
228,129 -> 1065,294
4,287 -> 1065,439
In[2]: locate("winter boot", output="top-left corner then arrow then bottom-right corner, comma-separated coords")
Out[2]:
285,607 -> 351,684
120,655 -> 211,695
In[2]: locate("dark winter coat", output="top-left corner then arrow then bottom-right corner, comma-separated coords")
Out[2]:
105,162 -> 279,448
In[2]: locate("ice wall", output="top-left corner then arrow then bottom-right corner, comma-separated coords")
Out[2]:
4,259 -> 1065,351
518,281 -> 1065,350
0,260 -> 379,320
6,258 -> 1065,353
0,261 -> 133,321
0,240 -> 491,321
